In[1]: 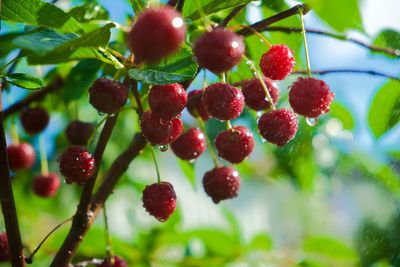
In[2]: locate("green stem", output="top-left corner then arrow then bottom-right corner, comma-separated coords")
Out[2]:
298,7 -> 312,77
194,0 -> 212,31
221,72 -> 227,83
102,205 -> 114,260
150,146 -> 161,183
197,118 -> 219,167
39,136 -> 49,176
226,120 -> 232,130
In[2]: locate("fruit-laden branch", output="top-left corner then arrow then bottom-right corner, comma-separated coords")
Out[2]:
251,26 -> 400,57
293,69 -> 400,82
220,4 -> 247,27
0,85 -> 25,267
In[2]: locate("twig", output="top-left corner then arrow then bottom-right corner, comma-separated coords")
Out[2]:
220,4 -> 247,27
176,0 -> 185,12
293,69 -> 400,82
131,80 -> 143,116
0,85 -> 25,266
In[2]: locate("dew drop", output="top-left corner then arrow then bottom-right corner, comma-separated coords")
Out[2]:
306,117 -> 318,127
261,138 -> 267,143
189,159 -> 196,164
158,145 -> 169,152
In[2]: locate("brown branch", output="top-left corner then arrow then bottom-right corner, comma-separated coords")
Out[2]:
220,4 -> 247,27
293,69 -> 400,82
0,85 -> 25,266
131,80 -> 143,116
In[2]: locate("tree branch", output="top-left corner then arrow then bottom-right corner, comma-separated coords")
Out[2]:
0,85 -> 25,267
220,4 -> 247,27
293,69 -> 400,82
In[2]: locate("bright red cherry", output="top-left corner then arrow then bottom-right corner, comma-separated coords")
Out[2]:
186,89 -> 210,121
149,83 -> 187,120
128,6 -> 186,63
140,111 -> 183,145
142,181 -> 177,222
259,44 -> 295,80
203,166 -> 240,204
32,173 -> 61,197
171,128 -> 206,161
242,77 -> 280,110
7,143 -> 36,171
59,146 -> 95,185
20,107 -> 49,135
193,28 -> 245,73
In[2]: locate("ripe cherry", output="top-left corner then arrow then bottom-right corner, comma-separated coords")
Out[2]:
203,166 -> 240,204
89,78 -> 129,115
140,111 -> 183,145
59,146 -> 95,185
127,6 -> 186,63
259,44 -> 295,80
0,232 -> 9,262
215,126 -> 254,164
171,128 -> 206,161
242,77 -> 280,110
258,109 -> 298,146
65,120 -> 95,146
7,143 -> 36,171
202,83 -> 244,121
97,256 -> 128,267
186,89 -> 210,121
193,28 -> 245,73
142,181 -> 177,222
32,173 -> 61,198
20,107 -> 49,135
289,77 -> 334,118
149,83 -> 187,120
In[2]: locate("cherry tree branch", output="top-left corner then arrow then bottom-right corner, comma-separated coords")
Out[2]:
220,4 -> 247,27
293,69 -> 400,82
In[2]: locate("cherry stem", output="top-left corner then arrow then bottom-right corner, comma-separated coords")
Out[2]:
298,7 -> 312,77
194,0 -> 212,31
196,118 -> 219,167
39,136 -> 49,176
150,146 -> 161,183
226,120 -> 232,130
10,118 -> 19,145
230,25 -> 272,47
221,72 -> 227,83
25,217 -> 73,264
242,55 -> 276,110
102,204 -> 114,260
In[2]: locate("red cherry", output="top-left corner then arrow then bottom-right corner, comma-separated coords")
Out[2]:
97,256 -> 128,267
258,109 -> 298,146
202,83 -> 244,121
186,89 -> 210,121
242,77 -> 280,110
7,143 -> 36,171
149,83 -> 187,120
289,77 -> 334,118
65,120 -> 95,146
140,111 -> 183,145
32,173 -> 61,197
20,107 -> 49,135
259,45 -> 295,80
215,126 -> 254,164
59,146 -> 95,185
203,166 -> 240,204
142,181 -> 177,222
0,232 -> 9,262
193,28 -> 245,73
171,128 -> 206,161
127,6 -> 186,63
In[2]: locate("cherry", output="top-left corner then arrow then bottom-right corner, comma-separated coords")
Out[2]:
0,232 -> 9,262
65,120 -> 95,146
89,78 -> 129,115
97,256 -> 128,267
140,111 -> 183,145
148,83 -> 187,120
32,173 -> 61,198
127,6 -> 186,63
171,128 -> 206,161
142,181 -> 177,222
186,89 -> 210,121
289,77 -> 334,118
242,77 -> 280,110
7,143 -> 36,171
258,109 -> 298,146
59,146 -> 95,185
20,107 -> 49,135
215,126 -> 254,164
259,44 -> 295,80
193,28 -> 245,73
202,83 -> 244,121
203,166 -> 240,204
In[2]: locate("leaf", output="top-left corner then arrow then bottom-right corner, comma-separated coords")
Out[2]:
373,29 -> 400,58
62,59 -> 102,102
303,236 -> 357,259
68,3 -> 109,23
368,80 -> 400,138
2,0 -> 82,33
177,159 -> 196,188
3,73 -> 46,90
329,102 -> 355,130
0,32 -> 25,58
130,0 -> 146,14
305,0 -> 363,32
183,0 -> 255,20
128,46 -> 198,85
248,234 -> 273,251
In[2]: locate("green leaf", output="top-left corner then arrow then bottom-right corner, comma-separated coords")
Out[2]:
177,159 -> 196,188
2,0 -> 82,33
373,29 -> 400,58
329,102 -> 355,130
130,0 -> 146,14
368,80 -> 400,138
3,73 -> 46,90
248,234 -> 273,251
0,32 -> 25,58
305,0 -> 363,32
62,59 -> 102,102
183,0 -> 255,20
128,46 -> 198,85
303,236 -> 357,259
68,3 -> 109,23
